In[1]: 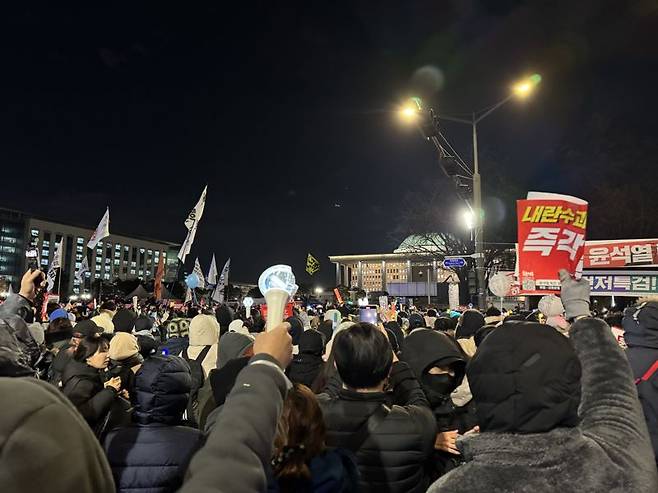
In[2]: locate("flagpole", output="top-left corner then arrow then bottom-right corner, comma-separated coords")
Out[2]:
57,268 -> 62,299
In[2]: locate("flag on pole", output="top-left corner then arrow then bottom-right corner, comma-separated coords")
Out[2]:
177,186 -> 207,263
184,287 -> 192,304
193,257 -> 206,289
47,240 -> 63,292
154,256 -> 165,300
306,253 -> 320,275
207,254 -> 218,286
87,208 -> 110,250
212,258 -> 230,303
75,256 -> 89,283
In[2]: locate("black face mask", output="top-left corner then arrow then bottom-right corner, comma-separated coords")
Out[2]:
421,373 -> 457,407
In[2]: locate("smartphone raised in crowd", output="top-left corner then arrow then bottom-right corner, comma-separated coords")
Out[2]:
359,307 -> 378,325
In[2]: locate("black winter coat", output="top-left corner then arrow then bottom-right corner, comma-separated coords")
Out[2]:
61,359 -> 116,428
104,424 -> 203,493
623,301 -> 658,467
317,361 -> 436,493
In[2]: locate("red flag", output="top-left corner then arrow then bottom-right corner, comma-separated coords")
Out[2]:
154,256 -> 165,300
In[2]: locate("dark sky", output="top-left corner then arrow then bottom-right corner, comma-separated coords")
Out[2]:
2,1 -> 657,287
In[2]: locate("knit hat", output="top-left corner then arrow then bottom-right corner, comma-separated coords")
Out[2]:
49,308 -> 68,322
113,309 -> 137,333
134,315 -> 154,332
108,332 -> 140,361
217,332 -> 254,369
456,309 -> 485,339
538,295 -> 565,318
72,320 -> 104,338
189,314 -> 220,346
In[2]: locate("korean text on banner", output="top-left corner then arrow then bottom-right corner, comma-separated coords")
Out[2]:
584,239 -> 658,268
517,192 -> 588,294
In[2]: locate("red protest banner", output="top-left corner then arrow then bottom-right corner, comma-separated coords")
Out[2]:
584,239 -> 658,268
517,192 -> 588,294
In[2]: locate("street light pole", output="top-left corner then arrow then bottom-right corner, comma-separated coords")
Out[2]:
471,113 -> 486,309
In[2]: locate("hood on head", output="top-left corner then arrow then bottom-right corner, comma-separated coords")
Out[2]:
134,315 -> 154,332
538,295 -> 565,318
215,304 -> 234,332
384,321 -> 405,352
189,314 -> 220,346
286,316 -> 303,346
401,329 -> 466,385
317,320 -> 333,345
228,319 -> 249,335
109,332 -> 140,361
456,310 -> 485,339
217,332 -> 253,369
299,329 -> 324,355
623,301 -> 658,349
468,321 -> 581,433
133,355 -> 192,424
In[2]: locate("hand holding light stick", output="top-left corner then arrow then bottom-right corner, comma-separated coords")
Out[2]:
258,265 -> 298,331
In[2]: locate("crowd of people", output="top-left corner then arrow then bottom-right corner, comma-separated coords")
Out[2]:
0,268 -> 657,492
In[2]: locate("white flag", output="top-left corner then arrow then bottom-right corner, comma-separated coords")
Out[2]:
47,240 -> 63,292
87,208 -> 110,250
193,257 -> 206,289
212,258 -> 230,303
207,254 -> 218,285
177,186 -> 207,263
184,287 -> 192,304
75,256 -> 89,283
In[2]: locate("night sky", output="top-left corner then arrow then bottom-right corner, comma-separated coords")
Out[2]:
2,1 -> 657,287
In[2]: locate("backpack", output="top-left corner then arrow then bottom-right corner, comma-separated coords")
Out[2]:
181,345 -> 211,428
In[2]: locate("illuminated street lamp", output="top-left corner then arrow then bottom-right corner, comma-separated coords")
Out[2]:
399,74 -> 541,309
314,287 -> 323,295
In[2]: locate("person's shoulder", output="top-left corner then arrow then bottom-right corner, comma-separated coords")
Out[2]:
427,463 -> 477,493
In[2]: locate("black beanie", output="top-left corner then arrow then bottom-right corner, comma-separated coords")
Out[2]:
299,329 -> 324,355
113,309 -> 137,333
456,309 -> 485,339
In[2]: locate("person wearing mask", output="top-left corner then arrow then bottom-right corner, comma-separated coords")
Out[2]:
92,301 -> 118,334
61,336 -> 122,429
622,297 -> 658,468
317,322 -> 436,493
103,355 -> 204,492
187,312 -> 220,377
427,270 -> 658,492
287,329 -> 325,388
108,331 -> 143,397
0,377 -> 115,492
268,383 -> 359,492
401,329 -> 477,480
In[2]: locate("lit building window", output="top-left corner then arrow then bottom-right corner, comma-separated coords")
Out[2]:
103,273 -> 110,280
114,251 -> 120,258
104,265 -> 110,272
131,261 -> 136,267
94,273 -> 100,279
41,249 -> 49,257
130,269 -> 136,275
98,241 -> 103,247
73,287 -> 80,294
162,252 -> 167,257
124,245 -> 129,251
73,279 -> 80,285
113,259 -> 120,265
31,229 -> 39,237
115,244 -> 121,250
77,237 -> 84,245
138,270 -> 143,276
96,248 -> 102,256
42,241 -> 50,247
147,249 -> 152,255
95,265 -> 101,271
40,259 -> 49,266
76,253 -> 83,261
76,245 -> 83,253
145,271 -> 151,276
140,248 -> 145,254
96,257 -> 102,264
75,262 -> 81,269
105,258 -> 111,264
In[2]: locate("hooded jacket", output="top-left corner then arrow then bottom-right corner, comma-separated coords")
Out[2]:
92,310 -> 115,334
61,359 -> 116,428
216,332 -> 253,369
108,332 -> 143,395
288,329 -> 325,388
0,377 -> 114,493
623,301 -> 658,465
402,329 -> 477,480
187,314 -> 220,377
0,294 -> 40,377
103,356 -> 203,493
428,318 -> 658,493
317,361 -> 436,493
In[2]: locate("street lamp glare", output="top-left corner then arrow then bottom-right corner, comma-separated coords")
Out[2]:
463,210 -> 475,230
314,287 -> 323,294
512,74 -> 541,99
399,106 -> 418,122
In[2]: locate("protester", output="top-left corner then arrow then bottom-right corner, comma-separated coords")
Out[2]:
317,319 -> 333,345
287,329 -> 325,388
229,318 -> 250,335
454,310 -> 484,357
181,322 -> 293,492
408,312 -> 425,331
92,301 -> 117,334
108,331 -> 143,396
622,298 -> 658,468
473,325 -> 496,348
268,383 -> 359,492
61,336 -> 122,429
385,320 -> 405,352
317,322 -> 436,493
434,317 -> 456,337
401,328 -> 477,480
286,315 -> 304,354
160,317 -> 190,356
48,319 -> 104,386
427,270 -> 658,492
483,306 -> 503,325
215,304 -> 234,336
0,377 -> 114,493
103,355 -> 204,492
538,294 -> 569,335
187,313 -> 220,377
425,308 -> 438,329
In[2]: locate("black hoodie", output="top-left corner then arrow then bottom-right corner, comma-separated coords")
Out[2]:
287,329 -> 324,388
